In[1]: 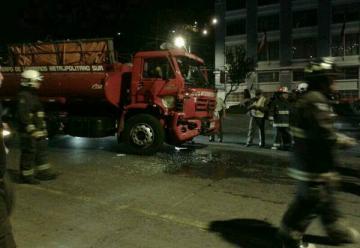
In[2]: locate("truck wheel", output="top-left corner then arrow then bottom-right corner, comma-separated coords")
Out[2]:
123,114 -> 165,155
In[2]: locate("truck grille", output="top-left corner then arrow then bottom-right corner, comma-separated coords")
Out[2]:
195,97 -> 216,112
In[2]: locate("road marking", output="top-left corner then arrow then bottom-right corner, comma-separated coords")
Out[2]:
18,184 -> 209,231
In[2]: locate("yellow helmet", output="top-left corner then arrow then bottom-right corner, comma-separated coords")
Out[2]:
20,70 -> 43,88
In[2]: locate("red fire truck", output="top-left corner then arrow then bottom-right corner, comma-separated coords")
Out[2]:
0,38 -> 217,155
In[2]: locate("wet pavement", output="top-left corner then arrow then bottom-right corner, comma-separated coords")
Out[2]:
4,134 -> 360,248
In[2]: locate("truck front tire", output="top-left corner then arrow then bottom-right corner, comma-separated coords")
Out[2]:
122,114 -> 165,155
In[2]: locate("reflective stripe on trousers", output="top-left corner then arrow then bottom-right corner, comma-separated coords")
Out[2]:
21,169 -> 34,176
277,110 -> 289,115
273,123 -> 289,127
36,163 -> 51,171
288,168 -> 340,182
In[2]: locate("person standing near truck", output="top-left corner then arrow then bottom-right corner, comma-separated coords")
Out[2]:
245,89 -> 268,147
209,96 -> 226,142
269,86 -> 291,150
16,70 -> 57,184
0,66 -> 16,247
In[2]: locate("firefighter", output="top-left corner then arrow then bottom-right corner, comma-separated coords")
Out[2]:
0,67 -> 17,247
17,70 -> 57,184
279,58 -> 359,248
269,87 -> 291,150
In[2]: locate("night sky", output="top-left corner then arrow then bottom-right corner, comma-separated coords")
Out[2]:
1,0 -> 215,65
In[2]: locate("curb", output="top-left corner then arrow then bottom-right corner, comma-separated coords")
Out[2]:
203,142 -> 360,171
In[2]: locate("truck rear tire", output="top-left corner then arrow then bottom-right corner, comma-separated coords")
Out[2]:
123,114 -> 165,155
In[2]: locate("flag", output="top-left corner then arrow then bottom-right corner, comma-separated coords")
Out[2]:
257,31 -> 267,54
340,13 -> 346,57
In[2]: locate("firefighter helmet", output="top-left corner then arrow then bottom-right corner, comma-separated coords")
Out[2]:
297,83 -> 308,93
304,57 -> 338,79
20,70 -> 43,88
304,57 -> 339,92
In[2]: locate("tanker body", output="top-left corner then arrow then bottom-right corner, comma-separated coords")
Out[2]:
0,38 -> 217,155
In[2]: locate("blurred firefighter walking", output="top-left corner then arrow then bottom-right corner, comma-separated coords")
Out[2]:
279,58 -> 359,248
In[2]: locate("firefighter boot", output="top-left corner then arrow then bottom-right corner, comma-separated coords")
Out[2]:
36,171 -> 58,181
278,230 -> 316,248
280,236 -> 316,248
35,163 -> 58,181
325,223 -> 360,244
20,175 -> 40,185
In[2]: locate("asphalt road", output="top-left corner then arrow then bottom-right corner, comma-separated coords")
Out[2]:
4,134 -> 360,248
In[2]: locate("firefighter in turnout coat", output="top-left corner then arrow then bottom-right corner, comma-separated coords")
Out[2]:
17,70 -> 57,184
269,86 -> 291,150
0,67 -> 16,247
279,58 -> 359,248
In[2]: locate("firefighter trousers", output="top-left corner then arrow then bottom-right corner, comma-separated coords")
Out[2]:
19,134 -> 51,178
246,117 -> 265,146
273,127 -> 292,149
280,181 -> 341,240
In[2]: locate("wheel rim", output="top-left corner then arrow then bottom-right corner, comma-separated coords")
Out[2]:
130,123 -> 155,147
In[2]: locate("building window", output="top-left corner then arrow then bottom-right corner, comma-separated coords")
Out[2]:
143,57 -> 175,79
332,3 -> 360,24
226,19 -> 246,36
258,71 -> 279,82
258,14 -> 279,31
293,9 -> 317,28
293,70 -> 305,81
226,0 -> 246,11
258,0 -> 279,6
292,38 -> 317,59
225,44 -> 246,56
332,34 -> 360,56
258,41 -> 279,61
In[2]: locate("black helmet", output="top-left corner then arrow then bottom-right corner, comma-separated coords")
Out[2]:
304,57 -> 339,92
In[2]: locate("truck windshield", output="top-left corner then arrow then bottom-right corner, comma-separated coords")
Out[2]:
176,56 -> 208,88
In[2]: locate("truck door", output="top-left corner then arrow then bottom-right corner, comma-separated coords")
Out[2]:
138,57 -> 177,103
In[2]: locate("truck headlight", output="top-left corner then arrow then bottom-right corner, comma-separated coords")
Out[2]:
2,130 -> 11,137
162,96 -> 176,109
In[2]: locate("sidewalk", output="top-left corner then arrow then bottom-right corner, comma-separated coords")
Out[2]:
194,114 -> 360,169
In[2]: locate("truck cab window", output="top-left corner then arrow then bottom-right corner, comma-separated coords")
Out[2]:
143,57 -> 174,79
176,56 -> 208,87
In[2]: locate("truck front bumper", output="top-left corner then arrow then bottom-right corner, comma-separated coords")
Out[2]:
171,113 -> 217,142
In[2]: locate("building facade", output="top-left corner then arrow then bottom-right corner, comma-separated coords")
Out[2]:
215,0 -> 360,104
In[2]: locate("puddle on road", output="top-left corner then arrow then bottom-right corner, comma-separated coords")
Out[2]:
160,148 -> 290,184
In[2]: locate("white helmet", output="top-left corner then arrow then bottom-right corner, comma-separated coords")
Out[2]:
297,82 -> 308,93
21,70 -> 43,88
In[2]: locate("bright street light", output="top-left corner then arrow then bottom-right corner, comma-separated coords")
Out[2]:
202,29 -> 208,35
174,36 -> 186,48
212,18 -> 218,25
